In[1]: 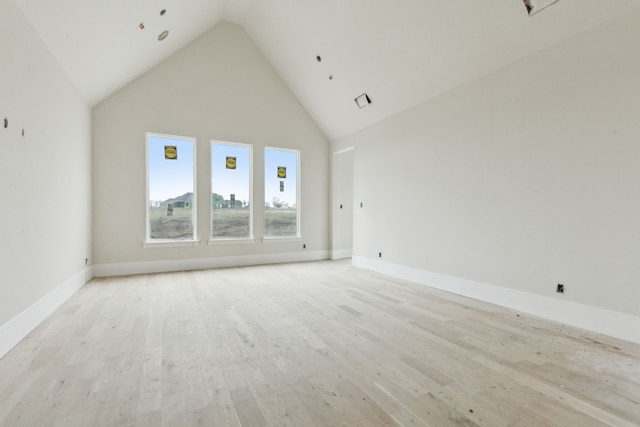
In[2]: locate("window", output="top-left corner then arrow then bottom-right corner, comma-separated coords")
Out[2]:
211,141 -> 252,240
264,147 -> 299,237
146,133 -> 196,242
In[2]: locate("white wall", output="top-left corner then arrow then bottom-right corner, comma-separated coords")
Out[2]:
0,0 -> 92,356
333,11 -> 640,329
331,149 -> 353,259
92,23 -> 329,273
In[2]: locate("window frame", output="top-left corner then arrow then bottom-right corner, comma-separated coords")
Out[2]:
263,146 -> 301,242
209,140 -> 254,245
144,132 -> 199,247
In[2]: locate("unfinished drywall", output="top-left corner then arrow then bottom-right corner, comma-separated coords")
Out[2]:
0,0 -> 92,350
333,10 -> 640,319
92,23 -> 329,271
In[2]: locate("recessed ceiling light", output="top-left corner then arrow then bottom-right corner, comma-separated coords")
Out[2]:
354,93 -> 372,109
158,30 -> 169,41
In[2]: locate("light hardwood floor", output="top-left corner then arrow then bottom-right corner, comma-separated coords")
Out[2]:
0,260 -> 639,426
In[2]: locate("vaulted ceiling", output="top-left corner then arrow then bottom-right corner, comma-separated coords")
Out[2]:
15,0 -> 640,140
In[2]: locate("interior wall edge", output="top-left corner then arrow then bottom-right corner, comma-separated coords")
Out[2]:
0,268 -> 91,360
353,256 -> 640,345
93,250 -> 330,278
330,249 -> 353,260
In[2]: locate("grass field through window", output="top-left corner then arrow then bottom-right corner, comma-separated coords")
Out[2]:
149,207 -> 297,239
265,208 -> 297,237
149,207 -> 193,239
212,208 -> 250,238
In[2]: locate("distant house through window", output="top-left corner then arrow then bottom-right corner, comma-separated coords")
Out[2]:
146,133 -> 196,241
264,147 -> 299,237
211,141 -> 252,240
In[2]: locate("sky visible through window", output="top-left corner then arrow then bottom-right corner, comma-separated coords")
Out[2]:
212,143 -> 250,203
148,135 -> 194,203
265,148 -> 297,207
148,136 -> 296,206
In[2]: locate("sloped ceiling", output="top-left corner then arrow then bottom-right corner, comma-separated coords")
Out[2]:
14,0 -> 640,140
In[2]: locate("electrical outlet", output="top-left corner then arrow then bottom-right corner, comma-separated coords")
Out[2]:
556,283 -> 564,293
378,252 -> 382,258
303,244 -> 306,249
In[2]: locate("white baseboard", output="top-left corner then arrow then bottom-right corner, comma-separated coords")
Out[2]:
353,256 -> 640,344
86,265 -> 94,282
330,249 -> 353,260
0,268 -> 91,359
93,250 -> 330,277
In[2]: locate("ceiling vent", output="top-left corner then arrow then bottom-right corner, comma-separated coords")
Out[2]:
523,0 -> 560,16
354,93 -> 372,109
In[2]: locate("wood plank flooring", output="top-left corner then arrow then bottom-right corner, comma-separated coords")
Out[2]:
0,260 -> 638,426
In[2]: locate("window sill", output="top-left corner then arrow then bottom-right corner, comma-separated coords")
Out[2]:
208,238 -> 255,246
262,236 -> 302,244
143,240 -> 200,248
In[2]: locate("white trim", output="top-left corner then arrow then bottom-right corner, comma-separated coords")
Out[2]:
208,238 -> 255,246
143,240 -> 200,248
93,250 -> 329,277
265,146 -> 301,238
146,132 -> 198,242
262,236 -> 302,243
86,265 -> 94,282
330,249 -> 353,260
0,268 -> 90,359
211,140 -> 254,240
352,256 -> 640,345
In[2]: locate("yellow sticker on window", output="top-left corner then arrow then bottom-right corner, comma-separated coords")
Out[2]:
226,156 -> 237,169
164,146 -> 177,160
277,166 -> 286,178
